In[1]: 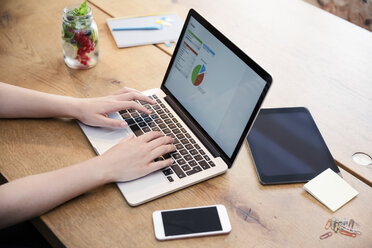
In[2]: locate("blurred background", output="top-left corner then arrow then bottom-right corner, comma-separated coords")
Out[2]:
305,0 -> 372,31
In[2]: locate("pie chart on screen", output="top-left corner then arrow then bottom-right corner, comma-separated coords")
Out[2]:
191,64 -> 206,86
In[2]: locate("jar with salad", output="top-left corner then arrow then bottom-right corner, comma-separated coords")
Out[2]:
61,1 -> 99,69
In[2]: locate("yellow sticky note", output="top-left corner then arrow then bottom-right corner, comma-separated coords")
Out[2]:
303,168 -> 359,212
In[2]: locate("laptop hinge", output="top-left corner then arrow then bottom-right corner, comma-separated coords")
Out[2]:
164,96 -> 221,158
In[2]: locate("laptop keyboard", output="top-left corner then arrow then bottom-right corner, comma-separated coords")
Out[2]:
119,94 -> 215,182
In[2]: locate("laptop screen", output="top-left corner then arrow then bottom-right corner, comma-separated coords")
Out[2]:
163,10 -> 271,164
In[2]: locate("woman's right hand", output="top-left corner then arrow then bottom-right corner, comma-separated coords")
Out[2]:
98,131 -> 176,183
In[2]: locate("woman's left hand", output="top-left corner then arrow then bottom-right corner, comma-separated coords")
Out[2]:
73,87 -> 155,128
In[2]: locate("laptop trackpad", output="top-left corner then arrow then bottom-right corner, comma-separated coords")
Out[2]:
78,112 -> 131,154
118,171 -> 166,195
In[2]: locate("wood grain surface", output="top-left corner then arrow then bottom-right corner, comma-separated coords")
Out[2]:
0,0 -> 371,247
90,0 -> 372,186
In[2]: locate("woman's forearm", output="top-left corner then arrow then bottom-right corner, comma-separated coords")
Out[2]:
0,82 -> 79,119
0,156 -> 109,229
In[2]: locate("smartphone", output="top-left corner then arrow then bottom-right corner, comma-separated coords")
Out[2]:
152,204 -> 231,240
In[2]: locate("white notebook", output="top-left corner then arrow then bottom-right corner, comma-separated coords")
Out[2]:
303,168 -> 359,212
107,14 -> 183,48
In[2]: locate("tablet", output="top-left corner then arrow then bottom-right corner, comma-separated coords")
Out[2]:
246,107 -> 341,184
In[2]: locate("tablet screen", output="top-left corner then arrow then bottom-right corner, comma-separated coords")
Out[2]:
247,107 -> 340,184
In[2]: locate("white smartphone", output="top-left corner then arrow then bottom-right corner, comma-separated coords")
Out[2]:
152,204 -> 232,240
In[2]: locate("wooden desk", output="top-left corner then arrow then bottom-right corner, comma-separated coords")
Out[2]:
0,0 -> 371,247
90,0 -> 372,186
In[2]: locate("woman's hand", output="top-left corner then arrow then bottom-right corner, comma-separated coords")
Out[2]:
73,87 -> 155,128
99,131 -> 176,182
0,83 -> 153,128
0,131 -> 175,229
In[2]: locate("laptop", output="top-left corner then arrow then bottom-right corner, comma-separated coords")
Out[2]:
79,9 -> 272,206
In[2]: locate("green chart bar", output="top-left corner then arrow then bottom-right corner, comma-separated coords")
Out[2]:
188,30 -> 203,44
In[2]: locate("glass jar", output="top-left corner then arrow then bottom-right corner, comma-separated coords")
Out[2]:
61,6 -> 99,69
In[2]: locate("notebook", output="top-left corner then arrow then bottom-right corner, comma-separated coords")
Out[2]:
304,168 -> 359,212
107,14 -> 183,48
79,9 -> 272,206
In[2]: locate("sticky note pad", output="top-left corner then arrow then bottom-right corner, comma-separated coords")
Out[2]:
303,168 -> 358,212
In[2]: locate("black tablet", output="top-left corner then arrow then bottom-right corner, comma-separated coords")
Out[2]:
246,107 -> 340,184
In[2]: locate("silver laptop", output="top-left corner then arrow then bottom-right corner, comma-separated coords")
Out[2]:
79,9 -> 272,206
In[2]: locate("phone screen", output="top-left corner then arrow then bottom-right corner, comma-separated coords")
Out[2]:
161,206 -> 222,236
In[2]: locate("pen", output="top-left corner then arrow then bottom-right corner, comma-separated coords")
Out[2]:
112,26 -> 163,31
